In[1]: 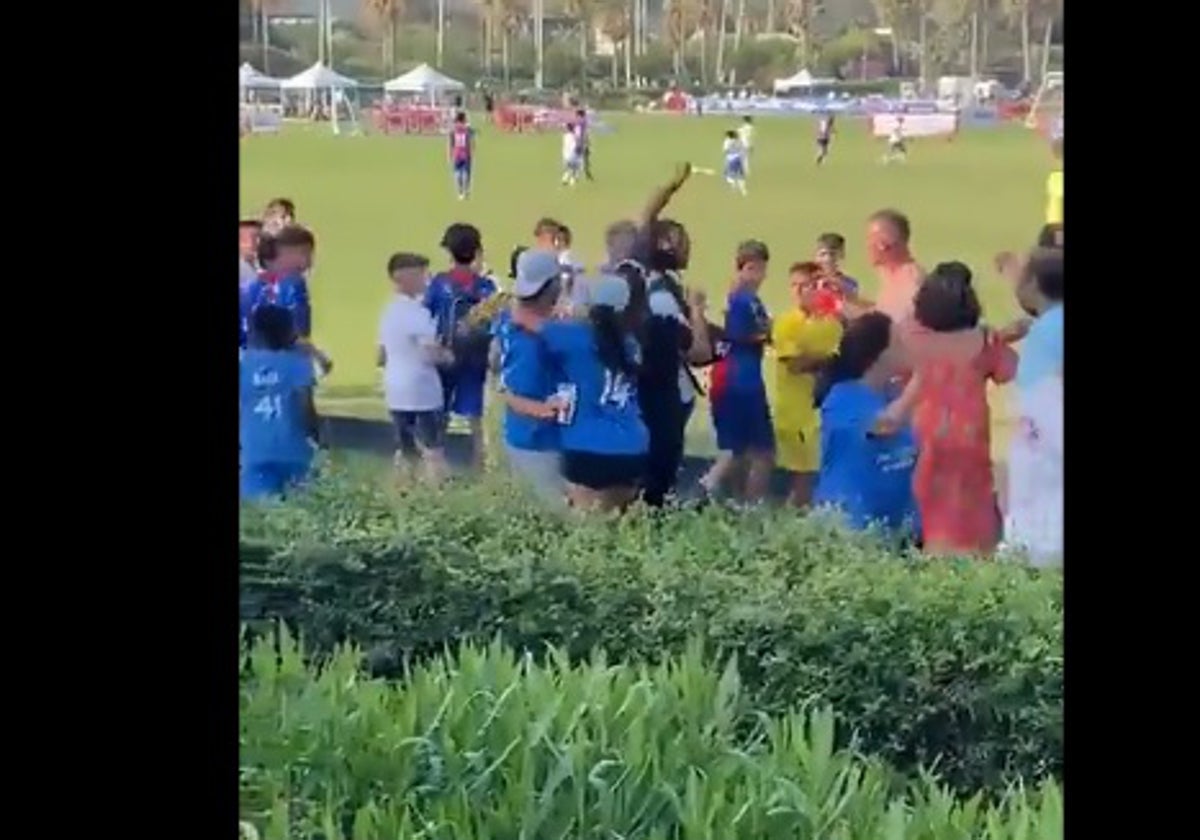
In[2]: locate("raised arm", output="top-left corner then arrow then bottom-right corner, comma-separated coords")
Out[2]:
638,163 -> 692,228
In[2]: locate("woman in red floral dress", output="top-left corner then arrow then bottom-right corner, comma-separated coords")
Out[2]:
883,262 -> 1017,555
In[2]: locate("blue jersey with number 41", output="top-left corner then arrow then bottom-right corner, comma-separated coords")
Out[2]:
540,321 -> 648,456
240,348 -> 315,466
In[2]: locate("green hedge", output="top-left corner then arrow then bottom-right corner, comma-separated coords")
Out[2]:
240,469 -> 1062,795
241,633 -> 1063,839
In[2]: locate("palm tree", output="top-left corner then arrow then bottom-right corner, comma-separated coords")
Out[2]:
497,0 -> 527,87
784,0 -> 822,70
664,0 -> 689,77
561,0 -> 594,76
597,0 -> 631,86
363,0 -> 405,76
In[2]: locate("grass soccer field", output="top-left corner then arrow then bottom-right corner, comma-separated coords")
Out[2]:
239,114 -> 1052,455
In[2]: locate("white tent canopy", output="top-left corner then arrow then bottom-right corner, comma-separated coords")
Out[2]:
240,62 -> 281,89
281,61 -> 359,90
383,63 -> 465,94
773,68 -> 836,93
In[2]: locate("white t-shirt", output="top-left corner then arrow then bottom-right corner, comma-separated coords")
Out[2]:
889,124 -> 904,144
737,123 -> 754,149
378,293 -> 445,412
562,131 -> 578,162
648,286 -> 696,405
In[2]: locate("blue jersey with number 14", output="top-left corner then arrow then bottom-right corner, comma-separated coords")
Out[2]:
540,321 -> 648,455
240,347 -> 315,466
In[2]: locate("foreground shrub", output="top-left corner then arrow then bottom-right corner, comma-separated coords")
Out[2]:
240,470 -> 1062,794
240,633 -> 1062,840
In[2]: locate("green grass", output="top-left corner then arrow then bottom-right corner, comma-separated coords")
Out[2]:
240,114 -> 1051,454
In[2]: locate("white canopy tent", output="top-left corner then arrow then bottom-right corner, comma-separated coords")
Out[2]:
240,62 -> 281,91
280,62 -> 361,135
281,61 -> 359,91
383,63 -> 465,104
773,68 -> 837,94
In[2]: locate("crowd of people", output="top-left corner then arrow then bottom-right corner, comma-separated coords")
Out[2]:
238,157 -> 1063,566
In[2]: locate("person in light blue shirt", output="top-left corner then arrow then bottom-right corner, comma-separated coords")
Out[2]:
240,305 -> 319,501
813,312 -> 920,540
495,249 -> 567,508
1014,247 -> 1063,393
532,272 -> 649,512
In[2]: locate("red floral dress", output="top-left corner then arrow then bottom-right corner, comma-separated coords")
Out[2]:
910,330 -> 1017,554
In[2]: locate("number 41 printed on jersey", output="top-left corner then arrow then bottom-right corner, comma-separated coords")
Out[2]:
254,395 -> 284,421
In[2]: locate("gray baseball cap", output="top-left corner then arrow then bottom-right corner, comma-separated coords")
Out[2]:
514,249 -> 562,299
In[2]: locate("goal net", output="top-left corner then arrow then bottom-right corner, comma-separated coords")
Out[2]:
1025,71 -> 1063,137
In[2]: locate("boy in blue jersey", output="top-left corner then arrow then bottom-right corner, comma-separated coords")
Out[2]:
448,112 -> 475,200
240,305 -> 320,500
244,225 -> 333,375
496,249 -> 568,507
425,223 -> 497,469
701,240 -> 775,503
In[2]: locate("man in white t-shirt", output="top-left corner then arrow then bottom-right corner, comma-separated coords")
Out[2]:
377,252 -> 454,482
737,116 -> 755,173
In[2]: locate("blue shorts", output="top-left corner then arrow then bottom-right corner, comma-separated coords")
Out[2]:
443,371 -> 486,418
724,159 -> 745,179
241,460 -> 310,501
453,159 -> 472,174
711,392 -> 774,454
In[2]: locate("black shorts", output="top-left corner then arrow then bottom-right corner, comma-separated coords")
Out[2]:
390,410 -> 445,458
890,141 -> 907,153
817,136 -> 830,147
562,451 -> 646,491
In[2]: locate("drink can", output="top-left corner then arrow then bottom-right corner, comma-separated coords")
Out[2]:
554,383 -> 577,425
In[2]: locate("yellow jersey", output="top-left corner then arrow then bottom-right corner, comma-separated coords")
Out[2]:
1045,170 -> 1063,225
771,309 -> 843,431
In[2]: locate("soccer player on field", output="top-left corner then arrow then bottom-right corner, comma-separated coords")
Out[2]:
815,112 -> 835,165
561,123 -> 582,187
722,130 -> 749,196
1046,137 -> 1063,226
448,111 -> 475,200
737,116 -> 755,173
883,116 -> 908,164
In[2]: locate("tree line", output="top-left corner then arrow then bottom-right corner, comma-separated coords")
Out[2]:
240,0 -> 1062,90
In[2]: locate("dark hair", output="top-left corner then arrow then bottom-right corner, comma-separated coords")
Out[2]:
440,223 -> 482,266
817,232 -> 846,252
387,252 -> 429,274
647,218 -> 689,272
265,198 -> 295,217
743,115 -> 753,123
615,262 -> 651,337
1037,223 -> 1063,249
725,129 -> 737,139
454,111 -> 467,123
556,224 -> 572,247
274,225 -> 315,250
575,108 -> 586,118
914,261 -> 982,332
508,245 -> 528,280
869,209 -> 911,244
814,312 -> 893,407
589,305 -> 639,380
256,235 -> 279,267
1025,247 -> 1064,302
736,239 -> 770,268
250,304 -> 296,351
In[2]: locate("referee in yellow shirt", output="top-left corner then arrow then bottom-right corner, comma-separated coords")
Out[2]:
1046,138 -> 1063,225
